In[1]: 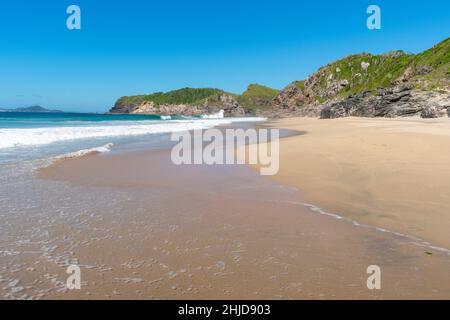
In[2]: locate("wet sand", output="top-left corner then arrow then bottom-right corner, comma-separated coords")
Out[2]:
27,143 -> 450,299
264,117 -> 450,250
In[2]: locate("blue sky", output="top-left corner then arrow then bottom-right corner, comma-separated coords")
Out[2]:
0,0 -> 449,112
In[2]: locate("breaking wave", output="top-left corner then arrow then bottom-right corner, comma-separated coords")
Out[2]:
0,118 -> 265,149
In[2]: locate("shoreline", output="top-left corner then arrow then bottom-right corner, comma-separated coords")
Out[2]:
35,115 -> 450,253
30,118 -> 450,299
258,116 -> 450,250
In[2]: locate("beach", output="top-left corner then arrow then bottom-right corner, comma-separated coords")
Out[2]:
1,0 -> 448,305
264,117 -> 450,249
8,117 -> 446,299
2,117 -> 450,299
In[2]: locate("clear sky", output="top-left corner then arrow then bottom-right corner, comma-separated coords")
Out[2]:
0,0 -> 449,112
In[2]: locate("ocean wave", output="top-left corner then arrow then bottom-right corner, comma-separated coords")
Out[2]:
52,143 -> 114,161
0,118 -> 265,149
200,110 -> 224,119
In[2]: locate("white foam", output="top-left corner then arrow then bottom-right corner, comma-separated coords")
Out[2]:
0,118 -> 266,149
269,199 -> 450,256
53,143 -> 114,161
200,109 -> 224,119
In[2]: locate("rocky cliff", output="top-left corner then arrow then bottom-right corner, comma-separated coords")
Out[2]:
128,93 -> 245,117
110,37 -> 449,119
110,88 -> 245,117
321,85 -> 449,118
271,38 -> 449,118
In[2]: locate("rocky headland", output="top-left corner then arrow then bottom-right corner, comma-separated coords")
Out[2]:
110,38 -> 449,119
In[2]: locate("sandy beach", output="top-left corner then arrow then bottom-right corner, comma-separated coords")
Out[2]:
264,117 -> 450,249
1,0 -> 449,306
12,118 -> 448,299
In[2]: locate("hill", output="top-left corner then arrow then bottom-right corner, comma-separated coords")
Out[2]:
111,87 -> 245,116
0,106 -> 63,113
110,37 -> 449,118
236,84 -> 280,113
272,37 -> 449,118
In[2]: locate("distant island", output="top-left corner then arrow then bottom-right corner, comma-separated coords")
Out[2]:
110,37 -> 449,119
0,106 -> 63,113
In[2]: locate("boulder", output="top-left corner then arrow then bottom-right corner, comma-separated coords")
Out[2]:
421,104 -> 448,118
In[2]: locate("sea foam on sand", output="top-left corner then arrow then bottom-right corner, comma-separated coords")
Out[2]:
52,143 -> 114,161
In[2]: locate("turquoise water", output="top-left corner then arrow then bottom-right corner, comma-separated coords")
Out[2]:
0,112 -> 265,164
0,112 -> 173,128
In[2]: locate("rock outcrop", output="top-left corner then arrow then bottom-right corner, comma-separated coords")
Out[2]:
271,37 -> 449,119
267,82 -> 322,117
110,89 -> 245,117
110,38 -> 449,119
129,93 -> 245,117
320,85 -> 449,119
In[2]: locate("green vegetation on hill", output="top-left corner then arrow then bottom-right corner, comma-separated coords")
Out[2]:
313,51 -> 414,98
115,87 -> 226,110
112,37 -> 449,115
298,37 -> 449,102
292,80 -> 305,90
237,84 -> 280,111
413,38 -> 450,69
113,84 -> 280,114
410,37 -> 450,90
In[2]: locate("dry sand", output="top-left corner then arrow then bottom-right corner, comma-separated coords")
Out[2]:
32,138 -> 450,299
265,117 -> 450,249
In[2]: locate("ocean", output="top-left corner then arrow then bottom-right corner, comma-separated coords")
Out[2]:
2,114 -> 450,300
0,111 -> 270,299
0,112 -> 265,165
